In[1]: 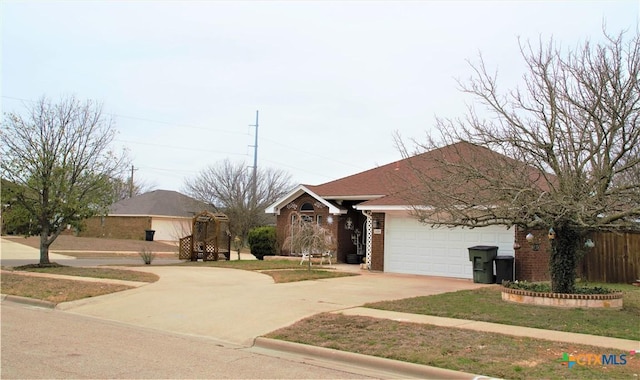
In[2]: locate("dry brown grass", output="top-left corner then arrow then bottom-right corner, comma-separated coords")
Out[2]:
262,269 -> 358,283
266,313 -> 640,380
175,259 -> 303,270
1,273 -> 134,303
13,266 -> 159,282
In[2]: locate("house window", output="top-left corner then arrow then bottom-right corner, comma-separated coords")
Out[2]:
316,215 -> 323,225
300,202 -> 314,212
293,213 -> 313,223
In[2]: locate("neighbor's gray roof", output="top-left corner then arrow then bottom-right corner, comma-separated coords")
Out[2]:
109,190 -> 212,217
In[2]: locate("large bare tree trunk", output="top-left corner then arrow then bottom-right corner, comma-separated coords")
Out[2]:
550,225 -> 580,293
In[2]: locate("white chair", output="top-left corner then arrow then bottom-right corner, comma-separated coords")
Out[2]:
320,251 -> 333,266
299,250 -> 310,265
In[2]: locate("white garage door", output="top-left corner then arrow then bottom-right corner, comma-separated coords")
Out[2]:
151,218 -> 192,241
384,214 -> 515,279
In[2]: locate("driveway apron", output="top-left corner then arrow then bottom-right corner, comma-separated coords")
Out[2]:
58,266 -> 485,347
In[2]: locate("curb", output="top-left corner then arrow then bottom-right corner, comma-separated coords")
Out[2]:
1,294 -> 56,309
253,337 -> 490,380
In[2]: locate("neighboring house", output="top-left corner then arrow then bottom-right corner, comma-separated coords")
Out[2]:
80,190 -> 214,241
267,142 -> 540,281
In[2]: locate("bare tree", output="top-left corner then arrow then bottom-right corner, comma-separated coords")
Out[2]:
183,159 -> 293,244
397,30 -> 640,293
282,211 -> 336,270
1,96 -> 129,265
109,175 -> 155,202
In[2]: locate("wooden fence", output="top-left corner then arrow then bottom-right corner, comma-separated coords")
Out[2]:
580,231 -> 640,284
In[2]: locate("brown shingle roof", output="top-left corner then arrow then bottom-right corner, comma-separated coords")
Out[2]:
308,141 -> 546,207
109,190 -> 211,217
307,142 -> 466,199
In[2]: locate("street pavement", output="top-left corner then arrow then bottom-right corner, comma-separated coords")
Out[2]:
2,237 -> 638,379
1,302 -> 377,379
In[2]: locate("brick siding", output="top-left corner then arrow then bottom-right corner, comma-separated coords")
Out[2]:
275,194 -> 333,254
514,227 -> 551,281
79,216 -> 152,240
275,195 -> 370,263
370,213 -> 385,271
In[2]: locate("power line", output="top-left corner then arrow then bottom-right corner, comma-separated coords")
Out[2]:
115,139 -> 248,156
2,95 -> 247,136
111,113 -> 248,136
142,166 -> 200,173
260,158 -> 337,181
3,94 -> 369,174
261,136 -> 367,171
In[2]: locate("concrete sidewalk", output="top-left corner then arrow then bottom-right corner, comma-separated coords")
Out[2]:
1,238 -> 76,260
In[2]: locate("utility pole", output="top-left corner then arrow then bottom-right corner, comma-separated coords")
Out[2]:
129,165 -> 135,198
249,110 -> 259,206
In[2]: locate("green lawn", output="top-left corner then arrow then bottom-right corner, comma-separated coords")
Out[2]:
364,284 -> 640,340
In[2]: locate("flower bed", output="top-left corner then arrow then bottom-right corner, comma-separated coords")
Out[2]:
501,286 -> 624,308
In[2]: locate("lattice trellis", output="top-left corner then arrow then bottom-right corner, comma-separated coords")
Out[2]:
178,210 -> 231,262
365,211 -> 372,270
202,242 -> 218,261
179,235 -> 192,260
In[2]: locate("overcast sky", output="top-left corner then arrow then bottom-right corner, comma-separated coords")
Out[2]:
2,1 -> 638,193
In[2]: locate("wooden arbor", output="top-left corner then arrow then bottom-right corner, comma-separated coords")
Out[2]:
179,211 -> 231,261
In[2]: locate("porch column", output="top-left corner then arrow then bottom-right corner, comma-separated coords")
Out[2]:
362,211 -> 372,270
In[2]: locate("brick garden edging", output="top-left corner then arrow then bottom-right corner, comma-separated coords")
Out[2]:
501,287 -> 624,309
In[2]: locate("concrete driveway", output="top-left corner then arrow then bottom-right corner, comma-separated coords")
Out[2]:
2,237 -> 486,347
58,265 -> 485,347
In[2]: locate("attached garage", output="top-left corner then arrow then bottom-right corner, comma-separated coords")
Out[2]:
267,142 -> 528,279
384,213 -> 515,279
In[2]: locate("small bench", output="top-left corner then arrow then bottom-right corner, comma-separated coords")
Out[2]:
299,251 -> 333,266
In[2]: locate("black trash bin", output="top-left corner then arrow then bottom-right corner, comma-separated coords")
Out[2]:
495,255 -> 514,283
468,245 -> 498,284
346,253 -> 359,264
145,229 -> 155,241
